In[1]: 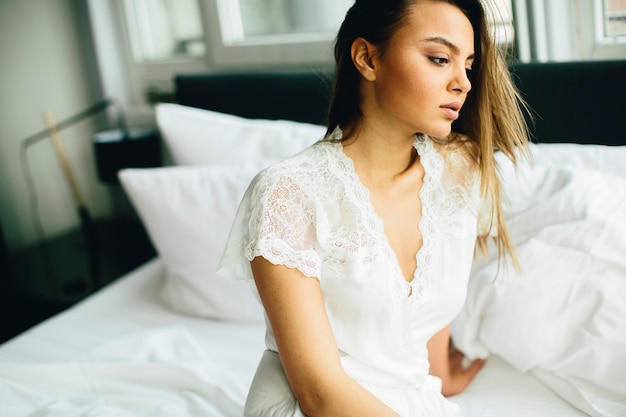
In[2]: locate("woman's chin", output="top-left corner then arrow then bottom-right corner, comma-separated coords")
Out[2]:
423,126 -> 452,140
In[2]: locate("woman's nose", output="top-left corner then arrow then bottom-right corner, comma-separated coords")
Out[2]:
452,67 -> 472,94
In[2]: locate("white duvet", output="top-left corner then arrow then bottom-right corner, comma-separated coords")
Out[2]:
452,143 -> 626,417
0,260 -> 266,417
1,328 -> 249,416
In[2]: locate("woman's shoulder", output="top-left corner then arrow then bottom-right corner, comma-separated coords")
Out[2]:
448,132 -> 480,162
425,133 -> 481,201
456,133 -> 481,164
431,132 -> 481,173
252,140 -> 339,192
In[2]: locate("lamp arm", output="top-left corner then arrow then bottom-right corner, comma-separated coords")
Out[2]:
20,98 -> 126,148
43,111 -> 86,209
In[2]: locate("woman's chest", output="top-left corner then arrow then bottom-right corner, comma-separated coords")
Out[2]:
368,181 -> 423,284
318,237 -> 473,347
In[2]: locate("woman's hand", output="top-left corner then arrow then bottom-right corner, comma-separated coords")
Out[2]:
427,325 -> 486,397
443,347 -> 485,396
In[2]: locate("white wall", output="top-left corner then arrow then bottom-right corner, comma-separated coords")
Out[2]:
0,0 -> 114,252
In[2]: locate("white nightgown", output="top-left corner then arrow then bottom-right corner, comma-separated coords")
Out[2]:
217,128 -> 482,417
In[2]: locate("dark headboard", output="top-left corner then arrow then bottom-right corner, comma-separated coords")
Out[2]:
175,60 -> 626,145
508,60 -> 625,145
174,72 -> 334,126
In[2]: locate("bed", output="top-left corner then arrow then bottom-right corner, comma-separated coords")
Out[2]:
1,60 -> 625,417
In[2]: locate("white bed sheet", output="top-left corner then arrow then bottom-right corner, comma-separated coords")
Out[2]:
0,258 -> 588,417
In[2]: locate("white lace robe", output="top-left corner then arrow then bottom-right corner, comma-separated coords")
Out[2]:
218,130 -> 481,416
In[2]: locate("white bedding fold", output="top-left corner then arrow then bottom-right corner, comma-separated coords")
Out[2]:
452,151 -> 626,417
1,327 -> 249,417
2,362 -> 242,417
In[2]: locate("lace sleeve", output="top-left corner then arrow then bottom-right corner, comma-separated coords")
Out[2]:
243,168 -> 321,278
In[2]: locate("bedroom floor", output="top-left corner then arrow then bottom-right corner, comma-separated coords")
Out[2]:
0,217 -> 156,344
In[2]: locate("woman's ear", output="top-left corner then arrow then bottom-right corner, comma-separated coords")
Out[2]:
351,37 -> 378,81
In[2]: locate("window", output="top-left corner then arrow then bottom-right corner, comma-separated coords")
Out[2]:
573,0 -> 626,61
223,0 -> 352,42
202,0 -> 351,68
123,0 -> 205,62
486,0 -> 516,48
215,0 -> 514,52
121,0 -> 514,72
602,0 -> 626,37
90,0 -> 625,119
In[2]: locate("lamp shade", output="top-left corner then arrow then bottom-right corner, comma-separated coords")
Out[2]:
93,127 -> 161,184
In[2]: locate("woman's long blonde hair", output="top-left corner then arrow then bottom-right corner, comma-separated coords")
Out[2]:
326,0 -> 530,268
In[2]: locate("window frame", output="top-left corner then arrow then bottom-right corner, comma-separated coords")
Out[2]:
566,0 -> 626,61
202,0 -> 338,69
88,0 -> 339,118
87,0 -> 625,123
585,0 -> 626,58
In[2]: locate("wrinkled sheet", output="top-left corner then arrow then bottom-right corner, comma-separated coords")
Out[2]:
1,327 -> 248,417
452,144 -> 626,417
0,260 -> 265,417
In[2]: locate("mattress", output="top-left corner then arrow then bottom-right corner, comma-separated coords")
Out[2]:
0,257 -> 587,417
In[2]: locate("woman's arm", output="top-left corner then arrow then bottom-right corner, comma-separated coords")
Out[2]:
251,256 -> 400,417
427,325 -> 485,397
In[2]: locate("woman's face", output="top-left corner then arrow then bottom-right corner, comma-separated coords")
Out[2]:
365,1 -> 475,139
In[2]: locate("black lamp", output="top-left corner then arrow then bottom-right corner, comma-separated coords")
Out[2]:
19,99 -> 161,294
22,98 -> 162,185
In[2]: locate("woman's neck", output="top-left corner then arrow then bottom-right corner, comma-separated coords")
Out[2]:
341,122 -> 419,188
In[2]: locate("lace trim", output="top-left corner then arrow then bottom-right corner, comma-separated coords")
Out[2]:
325,131 -> 439,353
392,135 -> 442,352
244,164 -> 322,278
412,135 -> 440,300
329,149 -> 387,245
242,126 -> 479,355
327,130 -> 477,308
333,131 -> 478,354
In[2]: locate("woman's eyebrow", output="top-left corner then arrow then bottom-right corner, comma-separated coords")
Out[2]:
423,36 -> 475,60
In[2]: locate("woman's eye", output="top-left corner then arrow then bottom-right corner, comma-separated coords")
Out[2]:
430,56 -> 449,65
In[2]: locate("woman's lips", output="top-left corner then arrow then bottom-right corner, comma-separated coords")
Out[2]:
441,107 -> 460,120
440,102 -> 462,120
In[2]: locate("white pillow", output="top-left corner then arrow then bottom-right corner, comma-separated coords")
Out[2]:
527,142 -> 626,178
156,103 -> 326,166
118,164 -> 264,322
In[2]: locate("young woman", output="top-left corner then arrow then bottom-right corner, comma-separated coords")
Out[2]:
218,0 -> 529,415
